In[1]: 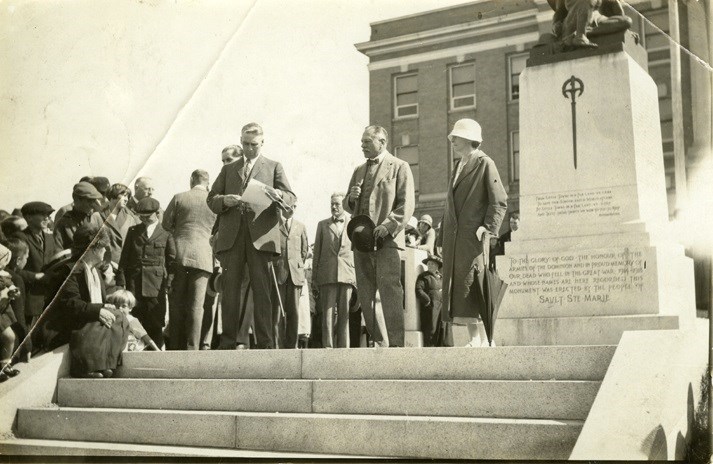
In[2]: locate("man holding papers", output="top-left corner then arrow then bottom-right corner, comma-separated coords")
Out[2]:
207,123 -> 296,349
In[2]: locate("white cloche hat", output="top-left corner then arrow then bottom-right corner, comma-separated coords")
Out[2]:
448,118 -> 483,143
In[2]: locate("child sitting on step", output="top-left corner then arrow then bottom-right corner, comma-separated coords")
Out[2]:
106,290 -> 160,352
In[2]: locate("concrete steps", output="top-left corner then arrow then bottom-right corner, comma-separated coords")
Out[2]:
17,407 -> 583,460
13,346 -> 615,459
57,378 -> 600,420
0,438 -> 377,458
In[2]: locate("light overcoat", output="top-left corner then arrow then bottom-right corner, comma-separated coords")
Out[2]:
439,150 -> 507,320
342,152 -> 415,249
312,215 -> 356,287
273,218 -> 308,286
162,186 -> 217,273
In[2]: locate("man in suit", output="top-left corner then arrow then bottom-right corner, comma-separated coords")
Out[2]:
438,119 -> 507,347
54,182 -> 103,250
126,177 -> 163,221
272,206 -> 308,349
118,197 -> 176,349
312,193 -> 356,348
54,176 -> 92,225
344,125 -> 415,348
163,170 -> 217,350
18,202 -> 58,333
208,123 -> 296,349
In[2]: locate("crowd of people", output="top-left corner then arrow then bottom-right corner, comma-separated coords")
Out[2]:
0,119 -> 519,380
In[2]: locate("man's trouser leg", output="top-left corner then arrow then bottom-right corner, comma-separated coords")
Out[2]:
218,234 -> 248,349
375,247 -> 405,346
354,251 -> 388,345
246,243 -> 274,349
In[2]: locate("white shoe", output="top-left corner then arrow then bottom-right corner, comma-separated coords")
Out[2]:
464,341 -> 479,348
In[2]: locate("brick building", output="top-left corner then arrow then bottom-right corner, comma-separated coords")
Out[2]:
355,0 -> 711,227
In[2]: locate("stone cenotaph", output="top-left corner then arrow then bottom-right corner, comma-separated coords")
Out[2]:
496,31 -> 696,345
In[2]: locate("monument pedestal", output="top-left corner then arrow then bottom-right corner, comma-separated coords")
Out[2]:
496,36 -> 695,344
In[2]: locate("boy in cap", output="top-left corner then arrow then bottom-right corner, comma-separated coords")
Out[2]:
415,255 -> 453,347
18,201 -> 58,331
118,197 -> 176,349
54,182 -> 103,250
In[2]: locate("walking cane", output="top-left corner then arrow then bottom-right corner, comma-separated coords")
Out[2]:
269,261 -> 286,319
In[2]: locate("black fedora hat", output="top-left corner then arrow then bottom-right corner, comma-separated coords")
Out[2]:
347,215 -> 384,253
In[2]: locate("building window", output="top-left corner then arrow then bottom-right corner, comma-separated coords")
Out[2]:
508,54 -> 528,100
396,145 -> 419,193
449,63 -> 475,110
394,74 -> 418,118
510,131 -> 520,182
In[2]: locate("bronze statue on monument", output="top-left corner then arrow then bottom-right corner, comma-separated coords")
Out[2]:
543,0 -> 637,50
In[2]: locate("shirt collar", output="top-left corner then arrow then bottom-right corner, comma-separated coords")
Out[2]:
146,221 -> 159,237
367,151 -> 386,165
244,154 -> 261,166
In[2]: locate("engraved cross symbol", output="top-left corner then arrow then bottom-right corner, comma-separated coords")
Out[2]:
562,75 -> 584,169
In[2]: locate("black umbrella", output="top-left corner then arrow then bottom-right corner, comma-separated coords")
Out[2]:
477,234 -> 508,346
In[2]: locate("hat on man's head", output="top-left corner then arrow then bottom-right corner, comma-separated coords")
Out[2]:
73,182 -> 103,201
448,118 -> 483,143
418,214 -> 433,228
347,215 -> 384,253
21,201 -> 55,217
135,197 -> 160,214
422,254 -> 443,269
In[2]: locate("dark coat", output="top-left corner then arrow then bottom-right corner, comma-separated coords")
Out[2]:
438,151 -> 507,320
118,222 -> 176,298
274,218 -> 308,286
54,209 -> 94,250
40,261 -> 105,351
90,207 -> 140,266
207,155 -> 296,256
17,229 -> 58,317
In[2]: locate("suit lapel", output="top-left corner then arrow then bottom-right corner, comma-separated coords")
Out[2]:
247,156 -> 265,184
148,223 -> 163,242
453,151 -> 481,191
371,153 -> 394,188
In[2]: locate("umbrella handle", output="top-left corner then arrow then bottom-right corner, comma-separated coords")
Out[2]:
481,232 -> 491,269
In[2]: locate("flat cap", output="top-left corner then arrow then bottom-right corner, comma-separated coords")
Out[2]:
135,197 -> 160,214
73,182 -> 103,200
21,201 -> 55,216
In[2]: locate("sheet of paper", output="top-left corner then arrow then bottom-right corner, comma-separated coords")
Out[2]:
242,178 -> 274,218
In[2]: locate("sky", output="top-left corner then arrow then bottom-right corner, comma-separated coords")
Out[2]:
0,0 -> 475,236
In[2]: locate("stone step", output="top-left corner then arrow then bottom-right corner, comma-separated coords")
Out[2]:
116,345 -> 616,381
57,378 -> 600,420
0,438 -> 379,458
496,314 -> 679,346
16,407 -> 583,460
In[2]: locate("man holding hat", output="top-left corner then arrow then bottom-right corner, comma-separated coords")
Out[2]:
18,201 -> 58,330
438,118 -> 507,347
118,197 -> 176,348
54,182 -> 103,250
344,125 -> 415,347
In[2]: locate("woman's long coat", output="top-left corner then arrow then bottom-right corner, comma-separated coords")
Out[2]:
439,150 -> 507,320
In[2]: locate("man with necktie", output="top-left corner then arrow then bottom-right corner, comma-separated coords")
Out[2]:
312,193 -> 356,348
272,205 -> 308,349
343,125 -> 415,347
208,123 -> 296,349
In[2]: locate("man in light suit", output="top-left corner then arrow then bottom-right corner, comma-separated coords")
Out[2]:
208,123 -> 296,349
312,193 -> 356,348
163,170 -> 217,350
344,125 -> 415,347
272,206 -> 308,349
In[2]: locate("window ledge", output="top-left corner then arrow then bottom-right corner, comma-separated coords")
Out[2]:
447,106 -> 476,114
393,115 -> 419,121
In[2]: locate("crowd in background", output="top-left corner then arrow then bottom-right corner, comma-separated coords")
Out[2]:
0,120 -> 518,381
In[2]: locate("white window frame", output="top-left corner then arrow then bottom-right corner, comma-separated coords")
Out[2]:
449,63 -> 476,111
394,74 -> 418,119
396,145 -> 419,193
508,53 -> 528,101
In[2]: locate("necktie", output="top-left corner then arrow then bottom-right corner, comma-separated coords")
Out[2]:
243,159 -> 252,179
366,158 -> 378,166
332,217 -> 344,223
